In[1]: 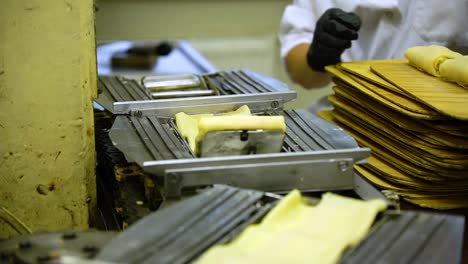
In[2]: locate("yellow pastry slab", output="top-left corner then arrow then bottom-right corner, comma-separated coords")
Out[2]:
338,63 -> 438,115
196,191 -> 386,264
175,112 -> 212,153
404,45 -> 462,77
327,66 -> 439,119
405,196 -> 468,210
329,93 -> 468,161
175,105 -> 251,154
329,64 -> 468,137
356,166 -> 468,209
324,101 -> 468,180
196,115 -> 286,143
356,165 -> 468,198
330,99 -> 468,171
371,62 -> 468,120
365,157 -> 468,192
331,85 -> 468,149
175,105 -> 285,155
440,56 -> 468,88
337,61 -> 410,96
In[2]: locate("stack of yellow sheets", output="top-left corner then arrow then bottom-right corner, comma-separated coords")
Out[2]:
320,54 -> 468,209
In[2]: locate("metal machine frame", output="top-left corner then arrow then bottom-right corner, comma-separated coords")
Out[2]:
106,87 -> 370,198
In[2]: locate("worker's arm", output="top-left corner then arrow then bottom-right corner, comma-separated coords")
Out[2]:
285,43 -> 332,89
285,8 -> 361,89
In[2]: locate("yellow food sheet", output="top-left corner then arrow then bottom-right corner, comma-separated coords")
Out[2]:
320,107 -> 464,179
320,110 -> 468,209
371,62 -> 468,120
196,191 -> 386,264
331,84 -> 468,148
337,61 -> 409,96
327,66 -> 438,119
329,94 -> 468,162
323,52 -> 468,209
329,101 -> 468,173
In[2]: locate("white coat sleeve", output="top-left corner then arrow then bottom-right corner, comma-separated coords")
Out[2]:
278,0 -> 335,60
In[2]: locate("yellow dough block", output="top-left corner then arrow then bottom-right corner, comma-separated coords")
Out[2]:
196,191 -> 386,264
440,56 -> 468,88
175,105 -> 281,155
404,45 -> 462,77
174,112 -> 211,153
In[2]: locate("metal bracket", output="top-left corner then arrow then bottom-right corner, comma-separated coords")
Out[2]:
112,91 -> 297,117
163,157 -> 355,198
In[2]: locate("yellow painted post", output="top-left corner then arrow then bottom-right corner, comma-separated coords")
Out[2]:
0,0 -> 97,238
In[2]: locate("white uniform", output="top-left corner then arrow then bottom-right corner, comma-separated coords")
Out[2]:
279,0 -> 468,62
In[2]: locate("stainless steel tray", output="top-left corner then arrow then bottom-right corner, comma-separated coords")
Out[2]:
96,69 -> 291,113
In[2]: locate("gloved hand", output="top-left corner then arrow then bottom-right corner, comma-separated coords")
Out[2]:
307,8 -> 361,72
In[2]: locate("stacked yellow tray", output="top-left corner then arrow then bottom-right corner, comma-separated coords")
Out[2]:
320,59 -> 468,209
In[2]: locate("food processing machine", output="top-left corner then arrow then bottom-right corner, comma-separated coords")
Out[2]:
0,185 -> 464,264
95,69 -> 382,200
0,70 -> 464,264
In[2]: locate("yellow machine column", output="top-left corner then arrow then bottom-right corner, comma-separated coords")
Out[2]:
0,0 -> 97,238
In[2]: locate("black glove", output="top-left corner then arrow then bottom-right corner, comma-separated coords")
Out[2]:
307,8 -> 361,72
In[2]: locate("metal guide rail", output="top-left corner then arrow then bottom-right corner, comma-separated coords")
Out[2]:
111,90 -> 296,117
109,99 -> 370,197
96,69 -> 291,113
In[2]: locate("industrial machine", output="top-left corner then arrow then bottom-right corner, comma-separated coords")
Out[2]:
92,69 -> 403,229
95,69 -> 388,204
2,70 -> 462,263
0,185 -> 464,264
100,70 -> 370,191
